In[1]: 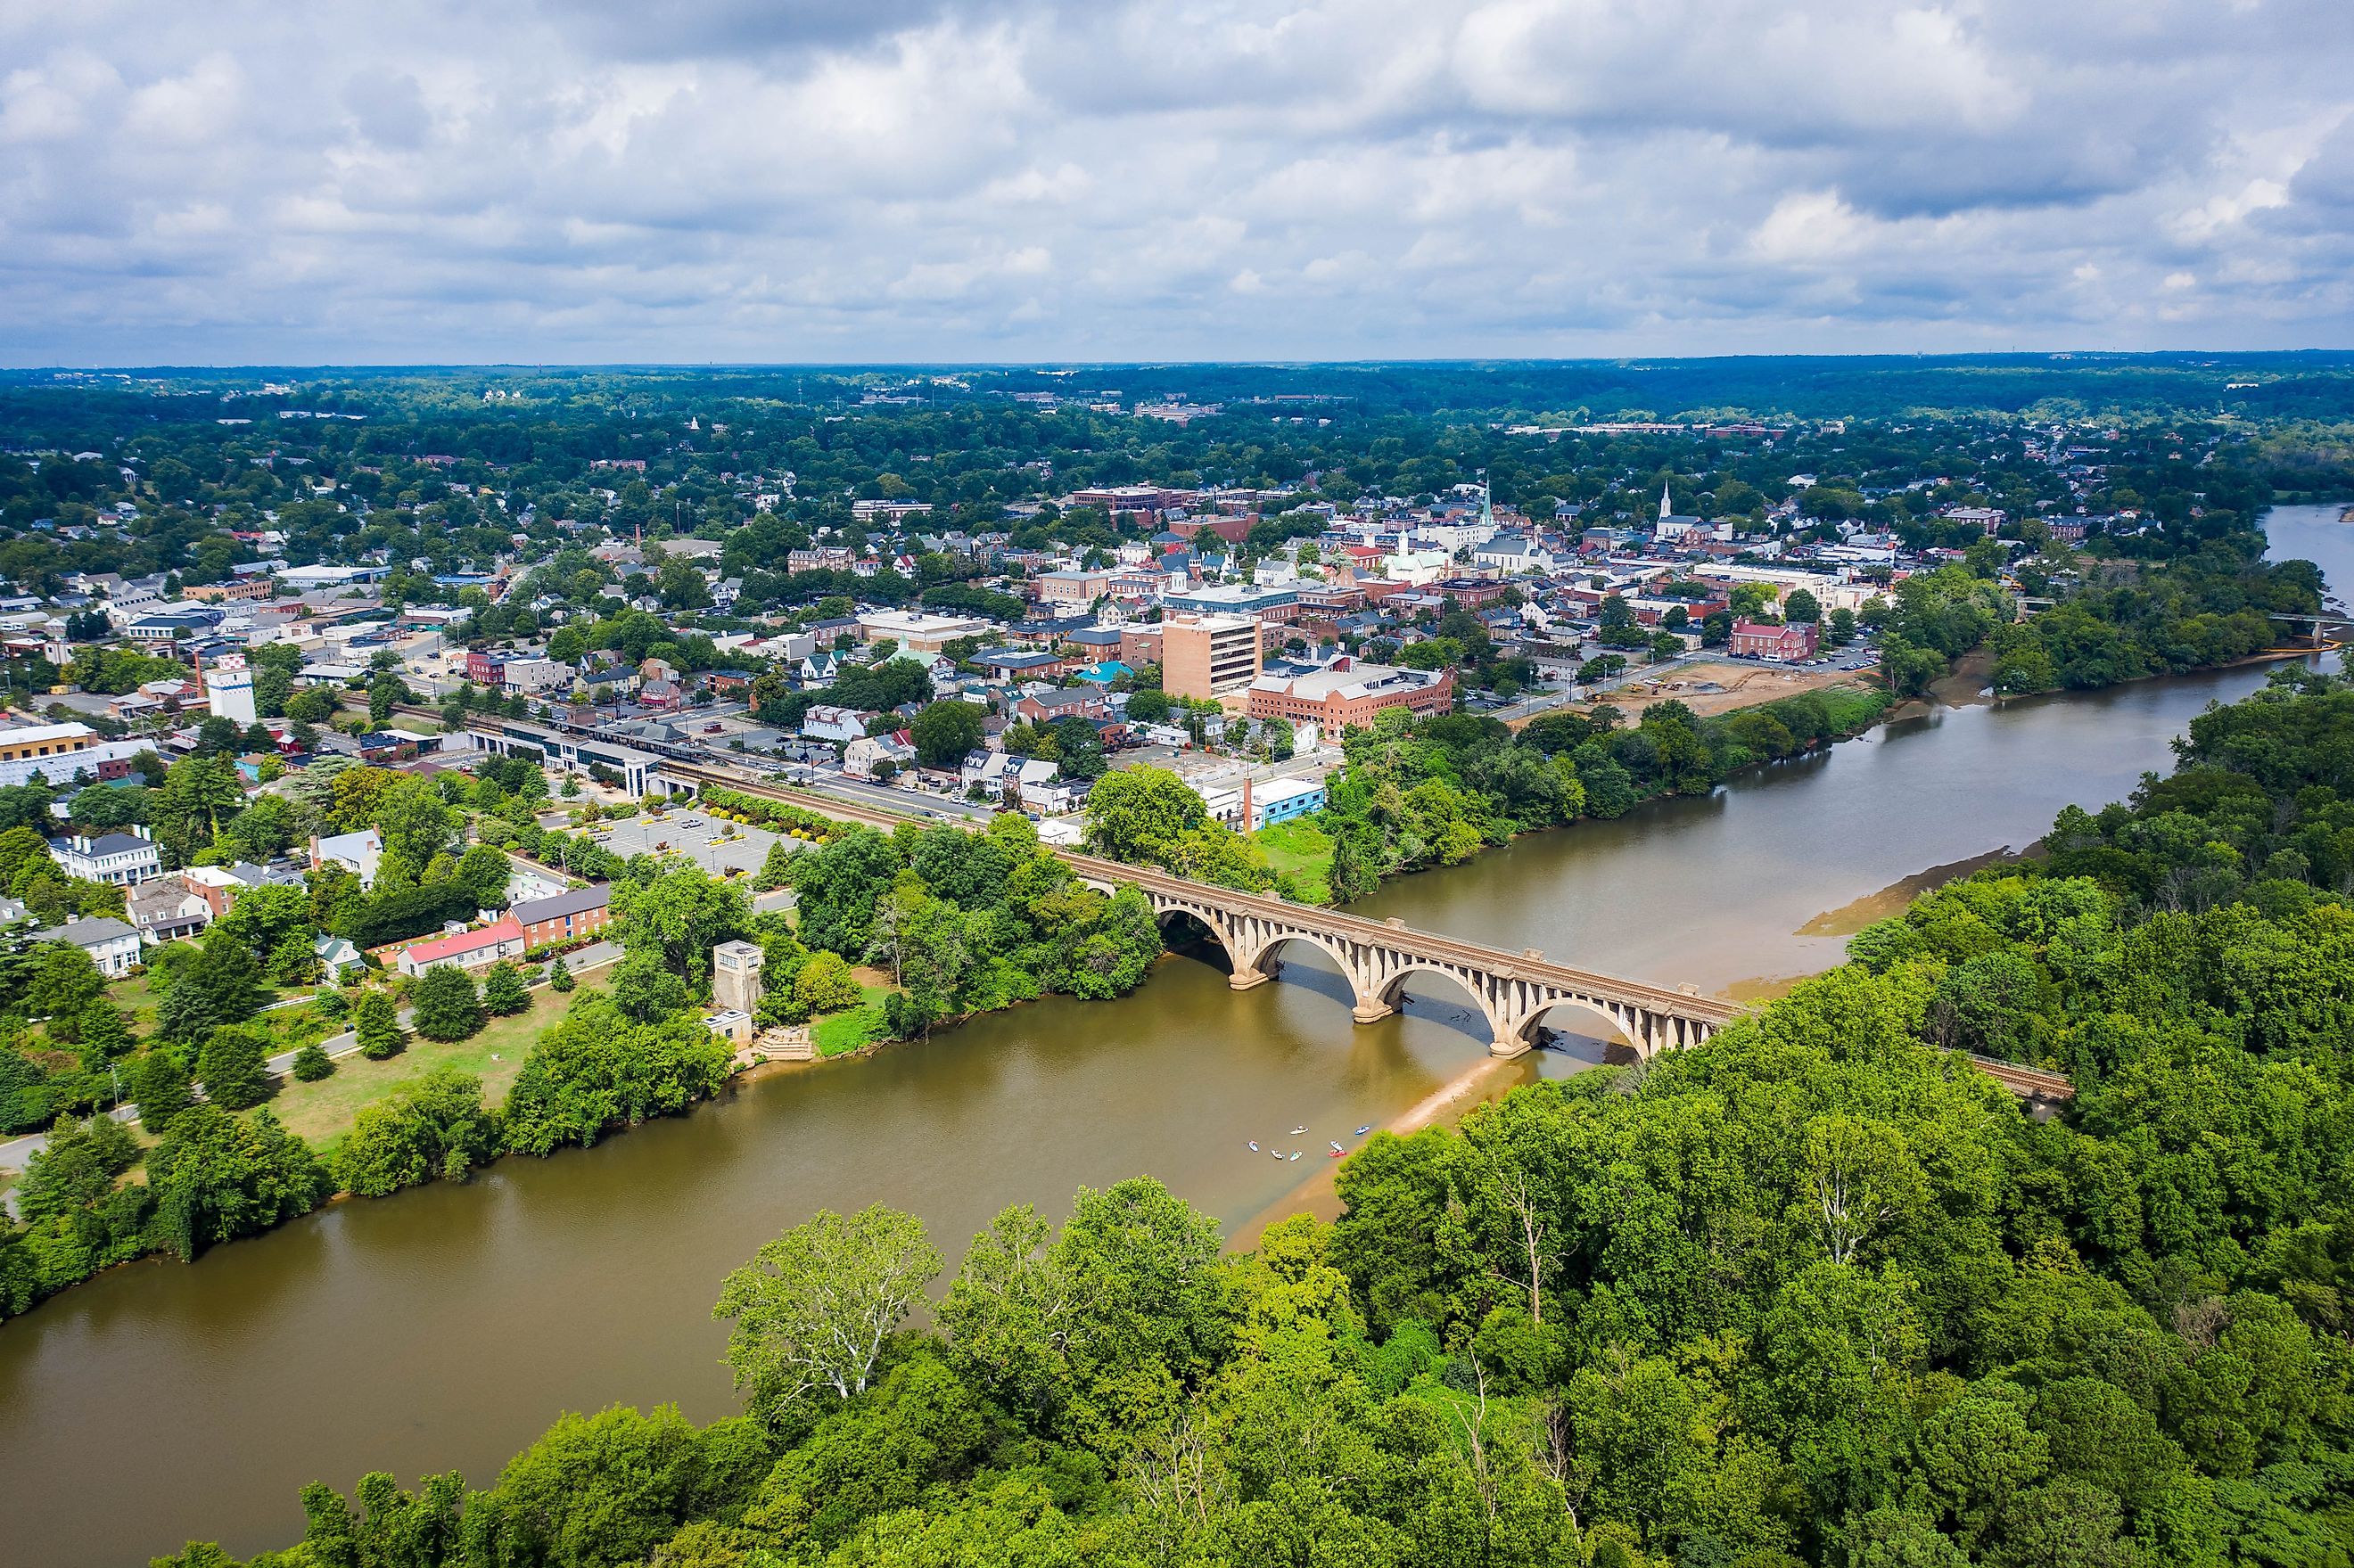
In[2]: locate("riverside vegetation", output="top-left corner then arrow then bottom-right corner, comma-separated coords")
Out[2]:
147,668 -> 2354,1568
0,810 -> 1171,1322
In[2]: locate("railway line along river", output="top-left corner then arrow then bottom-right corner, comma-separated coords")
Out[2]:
6,504 -> 2350,1568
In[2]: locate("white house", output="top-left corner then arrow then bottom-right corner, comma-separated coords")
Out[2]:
47,827 -> 162,886
309,827 -> 384,888
801,706 -> 872,744
37,915 -> 144,978
127,881 -> 211,945
843,734 -> 916,778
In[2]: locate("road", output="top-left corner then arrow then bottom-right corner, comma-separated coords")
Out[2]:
0,941 -> 622,1178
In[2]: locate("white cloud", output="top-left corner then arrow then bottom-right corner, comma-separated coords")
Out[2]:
0,0 -> 2349,363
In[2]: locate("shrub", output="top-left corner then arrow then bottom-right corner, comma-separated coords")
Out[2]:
291,1042 -> 334,1081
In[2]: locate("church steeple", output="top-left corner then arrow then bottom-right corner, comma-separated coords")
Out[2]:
1658,480 -> 1674,520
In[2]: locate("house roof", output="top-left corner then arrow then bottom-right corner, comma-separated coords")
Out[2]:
37,916 -> 138,948
512,884 -> 612,924
402,914 -> 523,967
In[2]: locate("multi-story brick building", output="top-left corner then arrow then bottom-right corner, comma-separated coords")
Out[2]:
1160,612 -> 1262,700
513,885 -> 612,948
1245,658 -> 1453,731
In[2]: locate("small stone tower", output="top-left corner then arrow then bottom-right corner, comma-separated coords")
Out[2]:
712,940 -> 764,1014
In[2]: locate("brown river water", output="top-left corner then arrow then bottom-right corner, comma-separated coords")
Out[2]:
6,505 -> 2351,1566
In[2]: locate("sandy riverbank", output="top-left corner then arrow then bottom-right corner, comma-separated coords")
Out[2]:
1226,1048 -> 1539,1249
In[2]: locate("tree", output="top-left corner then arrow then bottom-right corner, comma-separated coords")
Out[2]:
610,867 -> 750,990
126,1049 -> 193,1128
1784,587 -> 1823,623
156,933 -> 268,1044
547,955 -> 575,992
410,965 -> 484,1042
26,942 -> 104,1032
910,700 -> 984,768
609,948 -> 691,1022
291,1041 -> 333,1081
499,995 -> 730,1153
354,989 -> 405,1060
790,951 -> 864,1016
1083,766 -> 1209,864
752,837 -> 796,891
712,1203 -> 943,1425
196,1025 -> 274,1111
75,998 -> 132,1061
457,843 -> 513,907
333,1069 -> 498,1196
482,960 -> 531,1016
144,1104 -> 328,1262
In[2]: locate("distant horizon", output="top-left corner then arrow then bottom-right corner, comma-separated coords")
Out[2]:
15,349 -> 2354,377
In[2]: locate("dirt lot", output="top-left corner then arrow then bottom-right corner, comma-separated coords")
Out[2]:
1557,658 -> 1880,723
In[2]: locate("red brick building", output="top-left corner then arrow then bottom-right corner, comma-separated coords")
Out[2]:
1245,658 -> 1454,731
1729,620 -> 1820,660
513,885 -> 613,948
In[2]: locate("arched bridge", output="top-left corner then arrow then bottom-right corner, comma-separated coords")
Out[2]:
1062,853 -> 1737,1058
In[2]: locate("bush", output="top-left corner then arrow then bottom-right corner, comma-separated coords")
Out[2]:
291,1042 -> 334,1082
411,965 -> 485,1042
547,956 -> 576,993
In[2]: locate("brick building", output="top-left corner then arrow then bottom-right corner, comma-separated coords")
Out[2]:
1160,612 -> 1262,701
512,885 -> 613,948
1245,658 -> 1454,730
1728,620 -> 1820,661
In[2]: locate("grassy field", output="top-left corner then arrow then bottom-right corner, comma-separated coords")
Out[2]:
258,987 -> 580,1154
812,983 -> 893,1057
1255,818 -> 1335,904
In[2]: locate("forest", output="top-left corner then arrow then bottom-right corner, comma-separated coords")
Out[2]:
140,669 -> 2354,1568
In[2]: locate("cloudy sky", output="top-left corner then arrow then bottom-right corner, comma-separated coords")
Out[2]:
3,0 -> 2350,365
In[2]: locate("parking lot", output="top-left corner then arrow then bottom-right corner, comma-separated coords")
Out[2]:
584,810 -> 791,877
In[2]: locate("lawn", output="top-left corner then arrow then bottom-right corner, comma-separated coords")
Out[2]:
812,983 -> 893,1058
258,986 -> 582,1154
109,956 -> 317,1038
1255,818 -> 1335,904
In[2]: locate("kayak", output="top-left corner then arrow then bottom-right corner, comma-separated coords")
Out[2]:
1354,1125 -> 1372,1136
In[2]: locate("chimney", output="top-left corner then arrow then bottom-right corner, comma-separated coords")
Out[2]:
1241,773 -> 1254,834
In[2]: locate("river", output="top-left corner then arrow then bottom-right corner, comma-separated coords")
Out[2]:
5,505 -> 2350,1567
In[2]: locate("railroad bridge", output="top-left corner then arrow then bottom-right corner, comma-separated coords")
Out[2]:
1062,853 -> 1737,1058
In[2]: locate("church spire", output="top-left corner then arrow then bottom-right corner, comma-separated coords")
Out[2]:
1658,480 -> 1674,520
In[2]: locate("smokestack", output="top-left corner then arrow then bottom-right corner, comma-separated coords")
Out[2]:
1242,772 -> 1254,834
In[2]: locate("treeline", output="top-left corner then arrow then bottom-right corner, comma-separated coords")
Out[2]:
1135,686 -> 1889,904
785,812 -> 1164,1036
151,671 -> 2354,1568
1870,551 -> 2323,702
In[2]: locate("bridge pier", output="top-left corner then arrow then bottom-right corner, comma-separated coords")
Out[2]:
1228,967 -> 1271,991
1351,997 -> 1395,1024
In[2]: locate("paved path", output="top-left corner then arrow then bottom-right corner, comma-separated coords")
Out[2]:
0,941 -> 623,1173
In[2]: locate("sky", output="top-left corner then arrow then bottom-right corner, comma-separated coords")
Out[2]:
3,0 -> 2351,366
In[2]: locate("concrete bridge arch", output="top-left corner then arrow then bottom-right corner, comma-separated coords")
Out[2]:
1082,856 -> 1737,1060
